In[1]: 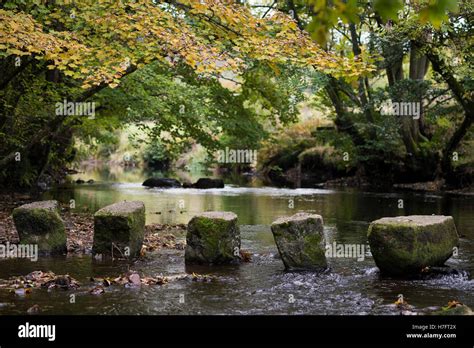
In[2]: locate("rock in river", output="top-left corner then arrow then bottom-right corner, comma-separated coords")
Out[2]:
93,201 -> 145,258
271,212 -> 327,271
12,200 -> 67,255
185,211 -> 240,264
192,178 -> 224,189
368,215 -> 459,276
142,178 -> 181,188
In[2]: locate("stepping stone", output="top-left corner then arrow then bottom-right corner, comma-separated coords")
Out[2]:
185,211 -> 240,264
368,215 -> 459,276
12,200 -> 66,255
271,212 -> 327,271
93,201 -> 145,258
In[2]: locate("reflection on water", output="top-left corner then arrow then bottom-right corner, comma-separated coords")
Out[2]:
43,182 -> 474,237
0,166 -> 473,315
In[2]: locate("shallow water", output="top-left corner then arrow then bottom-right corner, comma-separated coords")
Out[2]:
0,173 -> 473,315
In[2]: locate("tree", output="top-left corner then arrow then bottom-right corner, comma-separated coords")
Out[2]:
0,0 -> 368,188
277,0 -> 472,184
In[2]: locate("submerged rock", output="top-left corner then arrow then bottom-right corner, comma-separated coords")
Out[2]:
270,212 -> 327,271
419,266 -> 467,279
185,211 -> 240,264
192,178 -> 224,189
142,178 -> 181,188
368,215 -> 459,276
12,200 -> 67,255
92,201 -> 145,258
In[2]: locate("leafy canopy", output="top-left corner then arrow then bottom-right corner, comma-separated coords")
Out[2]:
0,0 -> 373,90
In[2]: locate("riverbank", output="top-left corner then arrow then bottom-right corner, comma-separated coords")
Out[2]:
0,193 -> 187,255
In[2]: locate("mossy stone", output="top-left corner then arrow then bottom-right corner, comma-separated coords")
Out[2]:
93,201 -> 145,258
185,211 -> 240,264
12,200 -> 66,255
368,215 -> 459,276
271,212 -> 327,271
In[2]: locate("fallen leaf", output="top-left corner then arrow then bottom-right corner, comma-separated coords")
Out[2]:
447,300 -> 462,308
240,250 -> 252,262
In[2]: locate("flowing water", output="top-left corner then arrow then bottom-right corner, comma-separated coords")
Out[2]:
0,167 -> 473,315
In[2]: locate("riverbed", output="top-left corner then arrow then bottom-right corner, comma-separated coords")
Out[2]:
0,169 -> 473,315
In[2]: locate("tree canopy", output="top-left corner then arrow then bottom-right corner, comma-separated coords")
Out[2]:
0,0 -> 472,189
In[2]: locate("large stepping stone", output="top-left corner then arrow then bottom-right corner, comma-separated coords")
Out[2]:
93,201 -> 145,258
185,211 -> 240,264
12,200 -> 66,255
271,212 -> 327,271
368,215 -> 459,276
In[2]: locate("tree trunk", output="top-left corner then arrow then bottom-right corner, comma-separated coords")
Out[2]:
325,77 -> 365,147
423,47 -> 474,177
349,23 -> 374,126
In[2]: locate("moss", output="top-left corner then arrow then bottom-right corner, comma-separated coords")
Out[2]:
368,216 -> 458,276
195,218 -> 226,258
302,233 -> 327,267
271,213 -> 327,271
93,202 -> 145,258
185,212 -> 240,264
12,206 -> 66,254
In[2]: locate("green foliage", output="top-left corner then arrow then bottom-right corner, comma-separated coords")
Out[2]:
306,0 -> 360,45
0,0 -> 471,190
373,0 -> 403,21
419,0 -> 459,27
304,0 -> 460,44
258,119 -> 331,170
142,138 -> 172,171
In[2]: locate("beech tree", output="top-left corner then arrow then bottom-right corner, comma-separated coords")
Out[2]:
0,0 -> 368,187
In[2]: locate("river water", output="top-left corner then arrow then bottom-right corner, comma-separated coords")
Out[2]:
0,168 -> 473,315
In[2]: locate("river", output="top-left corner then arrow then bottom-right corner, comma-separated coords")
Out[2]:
0,166 -> 473,315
